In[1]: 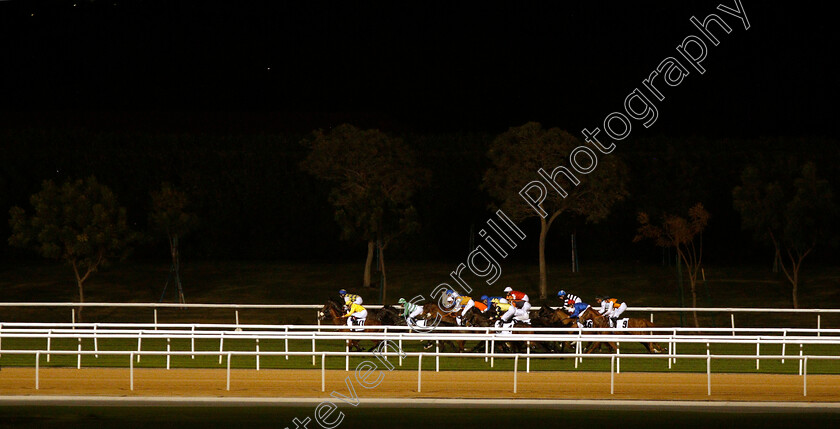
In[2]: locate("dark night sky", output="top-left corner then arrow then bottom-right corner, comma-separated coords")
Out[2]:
1,0 -> 836,135
0,1 -> 838,263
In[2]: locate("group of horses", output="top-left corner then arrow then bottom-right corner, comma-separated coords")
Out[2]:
317,297 -> 665,355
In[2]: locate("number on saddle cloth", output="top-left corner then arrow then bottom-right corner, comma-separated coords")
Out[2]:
616,318 -> 629,329
583,319 -> 594,329
352,318 -> 366,331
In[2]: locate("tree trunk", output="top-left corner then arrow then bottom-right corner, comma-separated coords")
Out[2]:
689,277 -> 699,328
363,240 -> 375,288
171,233 -> 185,304
379,242 -> 386,303
71,261 -> 86,322
538,217 -> 548,300
791,255 -> 801,309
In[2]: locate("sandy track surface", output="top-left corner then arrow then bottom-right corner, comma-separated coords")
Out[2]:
2,367 -> 840,402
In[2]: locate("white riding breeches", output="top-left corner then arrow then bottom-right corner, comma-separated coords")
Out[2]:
346,310 -> 368,326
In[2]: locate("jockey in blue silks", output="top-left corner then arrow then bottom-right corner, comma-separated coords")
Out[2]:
565,302 -> 591,319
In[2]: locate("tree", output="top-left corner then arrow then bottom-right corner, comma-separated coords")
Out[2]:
9,176 -> 137,319
149,183 -> 197,304
483,122 -> 628,299
733,162 -> 837,308
635,203 -> 709,327
301,124 -> 427,299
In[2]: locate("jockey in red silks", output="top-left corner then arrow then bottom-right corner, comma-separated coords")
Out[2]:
501,287 -> 531,323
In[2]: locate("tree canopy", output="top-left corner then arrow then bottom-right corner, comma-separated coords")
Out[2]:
301,124 -> 428,296
635,203 -> 710,327
483,122 -> 628,298
9,176 -> 137,316
733,161 -> 838,307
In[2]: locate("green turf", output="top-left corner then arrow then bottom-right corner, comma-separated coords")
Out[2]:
1,336 -> 839,374
1,260 -> 839,375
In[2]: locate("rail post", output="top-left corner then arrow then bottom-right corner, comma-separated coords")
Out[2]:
485,329 -> 489,363
799,344 -> 803,375
311,336 -> 316,366
345,343 -> 349,372
284,326 -> 289,360
671,329 -> 677,365
35,351 -> 40,390
756,338 -> 760,370
781,331 -> 787,364
490,337 -> 495,368
321,353 -> 326,392
616,342 -> 620,374
803,356 -> 808,397
398,334 -> 403,367
46,330 -> 52,362
730,313 -> 735,336
226,352 -> 231,391
130,352 -> 134,391
610,355 -> 615,395
191,325 -> 195,359
166,338 -> 171,370
526,341 -> 530,373
707,355 -> 711,396
383,327 -> 388,361
256,339 -> 260,371
513,354 -> 519,394
417,354 -> 422,393
154,308 -> 158,330
93,324 -> 99,358
817,315 -> 821,337
77,337 -> 82,369
137,332 -> 142,362
219,332 -> 225,364
435,341 -> 440,372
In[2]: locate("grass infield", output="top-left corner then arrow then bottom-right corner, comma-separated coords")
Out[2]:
1,337 -> 839,374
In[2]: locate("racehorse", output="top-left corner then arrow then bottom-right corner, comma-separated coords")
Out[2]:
483,305 -> 556,353
462,307 -> 512,353
419,302 -> 466,352
317,298 -> 388,352
576,307 -> 665,354
532,305 -> 577,353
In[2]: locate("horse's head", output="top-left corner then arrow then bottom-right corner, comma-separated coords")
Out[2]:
318,299 -> 341,321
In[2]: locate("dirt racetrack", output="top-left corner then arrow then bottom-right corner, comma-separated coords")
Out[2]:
2,367 -> 840,402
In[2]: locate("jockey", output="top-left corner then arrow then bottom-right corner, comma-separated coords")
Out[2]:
341,301 -> 367,328
481,295 -> 509,313
564,301 -> 591,320
398,297 -> 424,326
596,296 -> 627,327
444,289 -> 460,308
557,290 -> 581,308
451,295 -> 475,326
504,286 -> 532,313
500,287 -> 530,324
339,289 -> 363,307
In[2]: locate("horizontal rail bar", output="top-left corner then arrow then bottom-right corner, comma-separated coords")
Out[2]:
1,302 -> 839,314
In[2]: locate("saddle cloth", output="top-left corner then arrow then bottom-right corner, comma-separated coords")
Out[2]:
351,318 -> 366,332
612,318 -> 630,329
577,319 -> 594,329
